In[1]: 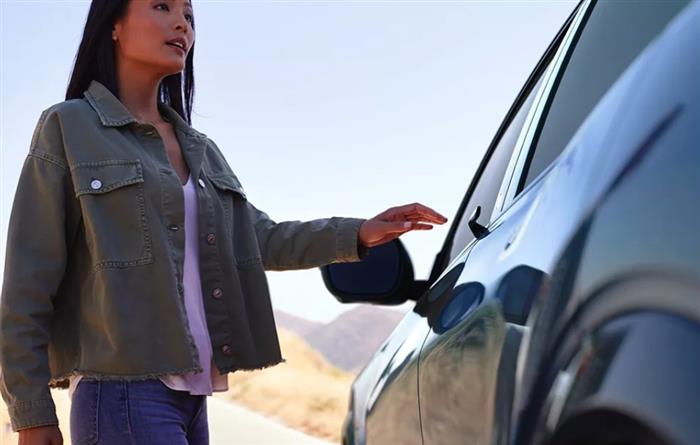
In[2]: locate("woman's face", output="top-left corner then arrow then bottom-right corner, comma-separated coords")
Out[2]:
112,0 -> 195,77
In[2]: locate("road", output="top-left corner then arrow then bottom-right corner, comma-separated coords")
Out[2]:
208,393 -> 334,445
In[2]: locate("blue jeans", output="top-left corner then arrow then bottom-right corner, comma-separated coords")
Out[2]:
70,377 -> 209,445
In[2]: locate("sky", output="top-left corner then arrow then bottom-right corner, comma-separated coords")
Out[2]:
0,0 -> 576,323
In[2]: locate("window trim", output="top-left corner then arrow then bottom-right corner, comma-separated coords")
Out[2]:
488,51 -> 558,222
427,0 -> 586,282
490,0 -> 594,223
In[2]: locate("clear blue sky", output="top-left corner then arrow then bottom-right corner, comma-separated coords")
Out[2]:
0,0 -> 576,322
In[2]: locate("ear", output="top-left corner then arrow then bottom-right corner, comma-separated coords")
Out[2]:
112,24 -> 120,41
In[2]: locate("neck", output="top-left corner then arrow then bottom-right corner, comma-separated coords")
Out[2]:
115,59 -> 167,125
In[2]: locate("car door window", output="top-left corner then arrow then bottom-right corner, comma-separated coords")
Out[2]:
447,73 -> 546,262
437,4 -> 579,270
518,0 -> 690,194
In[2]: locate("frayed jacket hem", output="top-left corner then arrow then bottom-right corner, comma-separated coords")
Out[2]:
47,364 -> 204,389
47,356 -> 287,389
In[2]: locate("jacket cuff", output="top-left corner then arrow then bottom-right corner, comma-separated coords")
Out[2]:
336,217 -> 369,262
8,398 -> 59,432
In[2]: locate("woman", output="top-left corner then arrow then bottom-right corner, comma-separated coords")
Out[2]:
0,0 -> 447,444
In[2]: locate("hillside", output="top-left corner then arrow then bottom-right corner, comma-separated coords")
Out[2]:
2,307 -> 398,444
302,306 -> 405,372
2,328 -> 355,444
273,309 -> 324,337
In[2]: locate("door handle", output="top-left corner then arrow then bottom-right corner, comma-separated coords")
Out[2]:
468,205 -> 490,240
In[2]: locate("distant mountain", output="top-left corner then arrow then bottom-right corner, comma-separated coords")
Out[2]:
305,306 -> 405,373
273,306 -> 406,373
273,309 -> 324,337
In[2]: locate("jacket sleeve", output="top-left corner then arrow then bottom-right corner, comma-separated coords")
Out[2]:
0,107 -> 72,432
246,200 -> 370,271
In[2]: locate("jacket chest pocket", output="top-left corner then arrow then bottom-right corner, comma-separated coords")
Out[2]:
207,173 -> 262,267
71,159 -> 154,271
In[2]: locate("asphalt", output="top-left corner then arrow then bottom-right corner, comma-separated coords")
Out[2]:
207,394 -> 334,445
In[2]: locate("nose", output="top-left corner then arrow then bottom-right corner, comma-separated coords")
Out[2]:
173,14 -> 190,35
173,23 -> 190,47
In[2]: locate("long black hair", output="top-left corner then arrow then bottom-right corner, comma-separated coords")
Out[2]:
65,0 -> 196,125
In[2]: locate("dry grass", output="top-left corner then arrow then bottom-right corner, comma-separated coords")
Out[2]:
216,328 -> 355,443
1,328 -> 355,444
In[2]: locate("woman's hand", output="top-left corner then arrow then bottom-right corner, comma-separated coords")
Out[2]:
358,203 -> 448,248
18,424 -> 63,445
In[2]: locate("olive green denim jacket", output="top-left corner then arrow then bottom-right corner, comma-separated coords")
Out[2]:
0,79 -> 369,432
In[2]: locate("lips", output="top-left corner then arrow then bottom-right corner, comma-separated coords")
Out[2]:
165,37 -> 187,54
166,43 -> 185,55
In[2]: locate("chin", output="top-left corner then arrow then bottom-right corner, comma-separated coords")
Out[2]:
160,63 -> 186,76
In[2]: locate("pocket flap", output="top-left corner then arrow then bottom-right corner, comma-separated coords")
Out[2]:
208,173 -> 247,199
71,159 -> 144,197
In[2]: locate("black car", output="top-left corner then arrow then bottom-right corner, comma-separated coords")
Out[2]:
321,1 -> 700,444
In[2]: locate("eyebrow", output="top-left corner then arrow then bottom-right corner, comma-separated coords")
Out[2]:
167,0 -> 193,10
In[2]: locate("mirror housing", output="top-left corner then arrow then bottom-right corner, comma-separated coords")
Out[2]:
321,238 -> 428,305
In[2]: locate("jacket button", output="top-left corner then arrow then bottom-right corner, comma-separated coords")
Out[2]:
167,224 -> 179,231
221,344 -> 232,356
90,179 -> 102,190
206,233 -> 216,245
212,288 -> 223,299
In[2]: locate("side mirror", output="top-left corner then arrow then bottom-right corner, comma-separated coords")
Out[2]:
320,238 -> 428,305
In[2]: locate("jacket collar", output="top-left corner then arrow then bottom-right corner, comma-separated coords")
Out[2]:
83,79 -> 209,181
83,79 -> 207,141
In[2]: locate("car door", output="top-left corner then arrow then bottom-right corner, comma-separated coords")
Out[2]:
413,10 -> 579,442
359,82 -> 538,440
359,30 -> 561,441
416,1 -> 693,444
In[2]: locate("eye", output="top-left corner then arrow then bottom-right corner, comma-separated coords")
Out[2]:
155,3 -> 194,25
